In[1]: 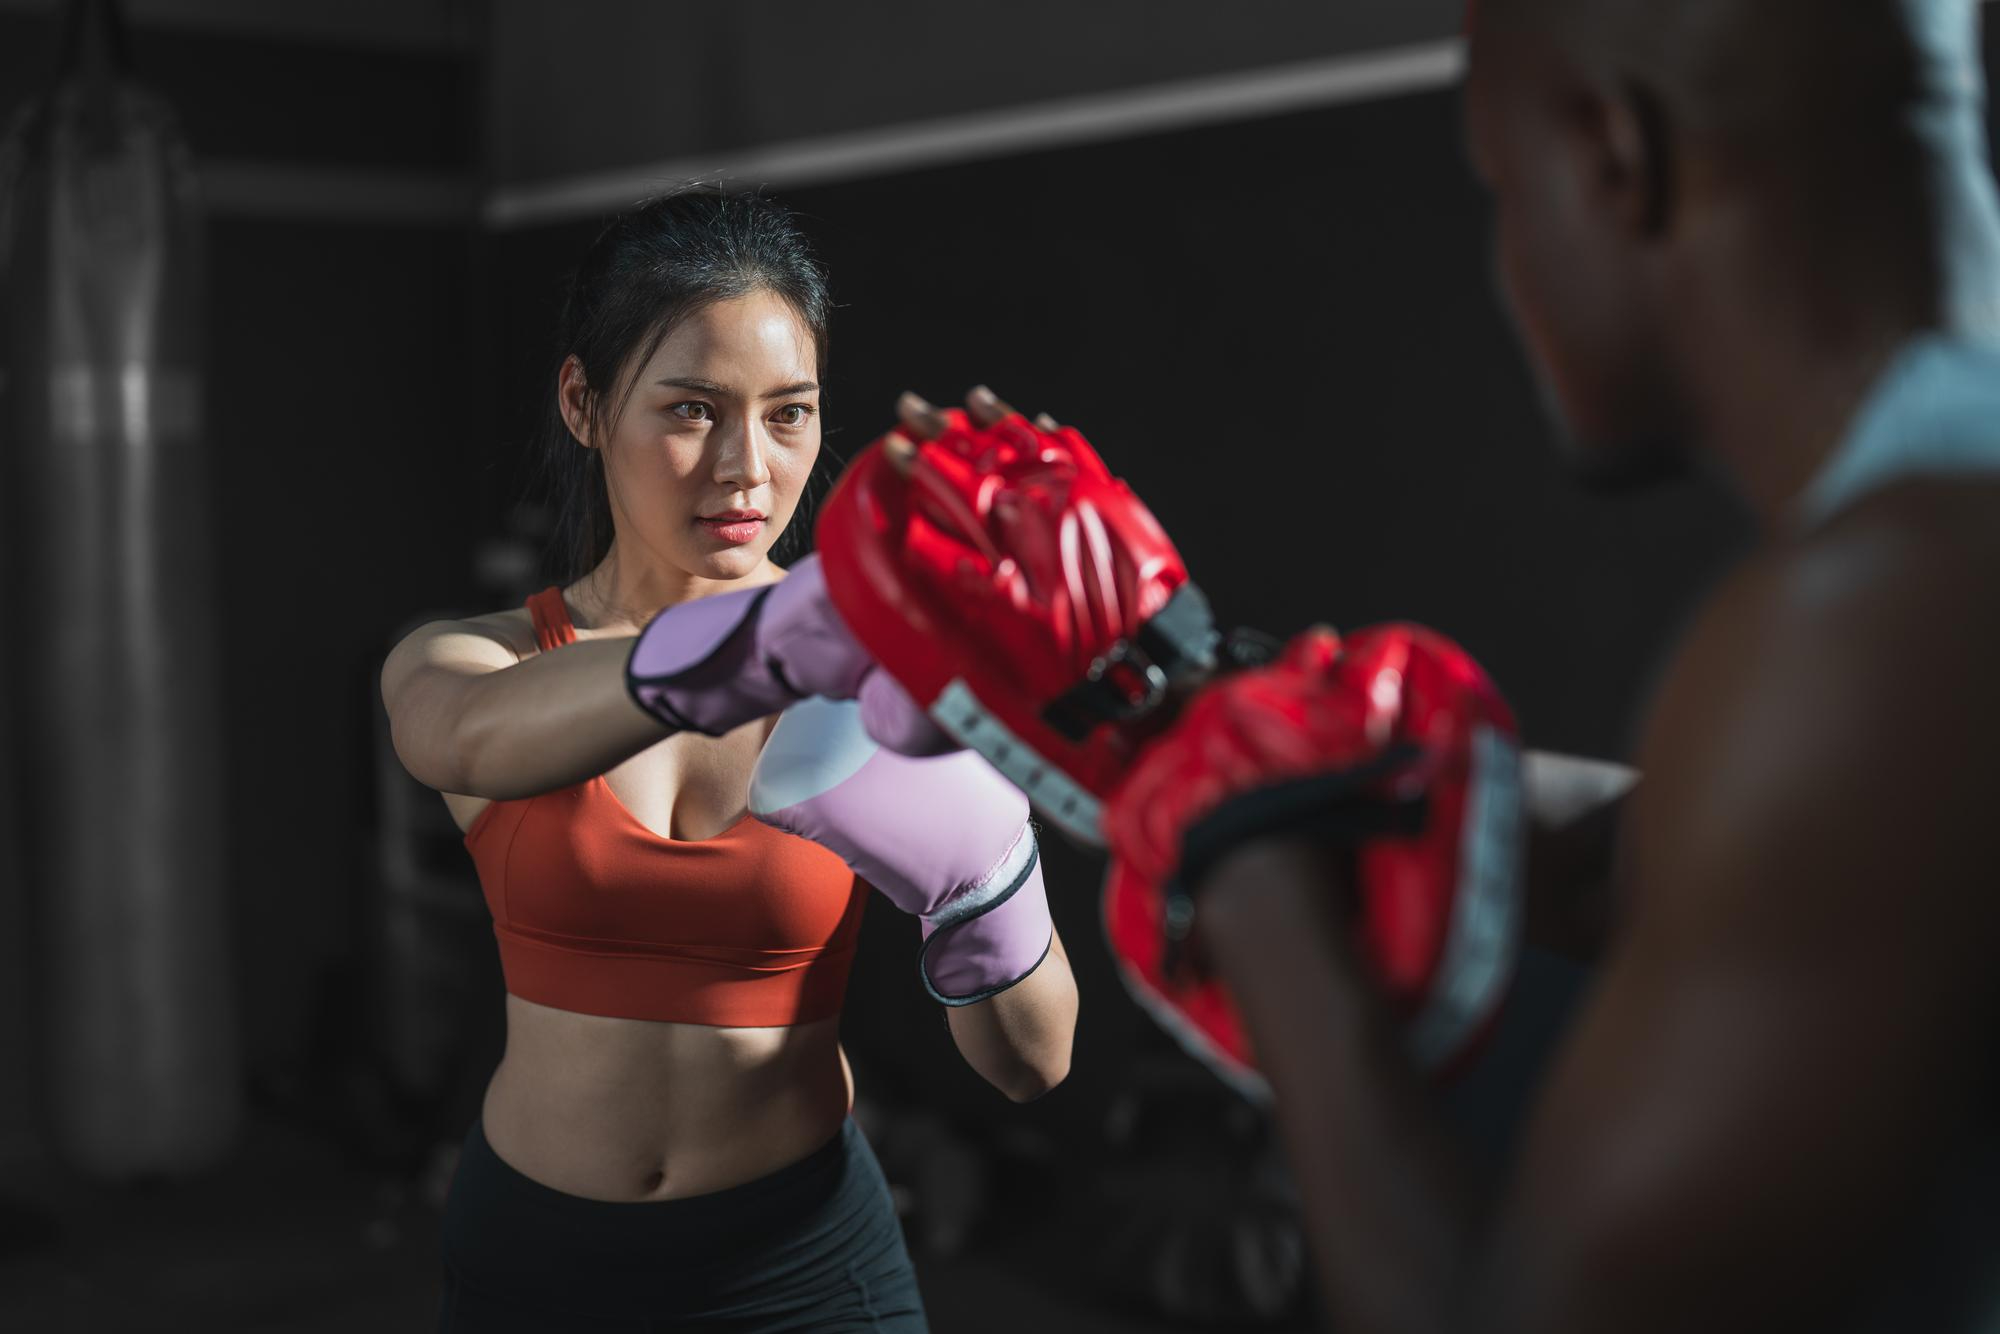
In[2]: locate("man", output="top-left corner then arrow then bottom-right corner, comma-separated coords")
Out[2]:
1160,0 -> 2000,1328
866,0 -> 2000,1326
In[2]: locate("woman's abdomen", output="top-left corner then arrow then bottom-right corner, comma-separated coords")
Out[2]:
478,995 -> 852,1202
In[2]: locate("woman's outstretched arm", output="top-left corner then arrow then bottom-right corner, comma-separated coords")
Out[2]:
381,620 -> 664,799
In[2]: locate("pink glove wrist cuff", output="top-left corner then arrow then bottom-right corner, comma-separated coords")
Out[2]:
918,836 -> 1054,1006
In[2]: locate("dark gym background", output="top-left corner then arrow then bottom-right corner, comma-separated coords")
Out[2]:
2,1 -> 1977,1329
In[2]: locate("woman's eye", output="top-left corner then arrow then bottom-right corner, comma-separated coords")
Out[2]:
774,404 -> 815,427
671,401 -> 712,422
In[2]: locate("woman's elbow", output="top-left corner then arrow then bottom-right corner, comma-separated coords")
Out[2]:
386,709 -> 471,795
386,671 -> 504,797
1002,1020 -> 1075,1101
1005,1055 -> 1072,1103
962,1019 -> 1074,1103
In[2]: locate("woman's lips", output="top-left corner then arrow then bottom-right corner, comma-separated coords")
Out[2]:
697,513 -> 765,544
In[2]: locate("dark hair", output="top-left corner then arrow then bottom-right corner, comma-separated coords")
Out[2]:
532,186 -> 833,583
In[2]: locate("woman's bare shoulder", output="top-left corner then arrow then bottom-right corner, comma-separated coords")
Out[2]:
381,605 -> 541,705
454,604 -> 541,658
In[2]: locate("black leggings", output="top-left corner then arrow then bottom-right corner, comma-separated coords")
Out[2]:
438,1116 -> 929,1332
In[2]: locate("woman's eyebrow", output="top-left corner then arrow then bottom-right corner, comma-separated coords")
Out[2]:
651,377 -> 820,398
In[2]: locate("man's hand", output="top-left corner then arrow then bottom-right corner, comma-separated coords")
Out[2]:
891,383 -> 1063,451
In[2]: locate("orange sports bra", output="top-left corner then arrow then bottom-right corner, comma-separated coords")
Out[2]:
462,587 -> 868,1027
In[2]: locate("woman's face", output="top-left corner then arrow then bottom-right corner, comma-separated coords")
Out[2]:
573,288 -> 822,583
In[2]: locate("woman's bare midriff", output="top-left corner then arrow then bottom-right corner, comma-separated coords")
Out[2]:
444,600 -> 854,1202
479,995 -> 854,1202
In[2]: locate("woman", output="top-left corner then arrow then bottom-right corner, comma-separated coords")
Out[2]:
381,189 -> 1079,1331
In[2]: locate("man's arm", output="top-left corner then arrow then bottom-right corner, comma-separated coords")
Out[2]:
1197,523 -> 2000,1332
1199,837 -> 1479,1332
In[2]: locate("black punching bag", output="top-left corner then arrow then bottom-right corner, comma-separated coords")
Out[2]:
0,0 -> 239,1178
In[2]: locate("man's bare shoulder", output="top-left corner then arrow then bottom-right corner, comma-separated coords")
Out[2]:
1651,474 -> 2000,727
1625,476 -> 2000,932
1792,475 -> 2000,622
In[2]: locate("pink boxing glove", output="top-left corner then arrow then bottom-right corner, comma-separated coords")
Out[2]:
750,696 -> 1054,1005
624,554 -> 955,755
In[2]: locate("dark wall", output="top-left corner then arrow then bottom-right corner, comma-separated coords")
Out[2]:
488,0 -> 1467,184
205,218 -> 486,1093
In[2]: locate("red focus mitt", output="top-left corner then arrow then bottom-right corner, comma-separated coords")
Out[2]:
1101,625 -> 1525,1103
816,410 -> 1221,845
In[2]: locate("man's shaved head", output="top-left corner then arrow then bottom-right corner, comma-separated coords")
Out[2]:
1463,0 -> 2000,492
1477,0 -> 1976,162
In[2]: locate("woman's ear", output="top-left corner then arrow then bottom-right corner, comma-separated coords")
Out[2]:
557,355 -> 594,449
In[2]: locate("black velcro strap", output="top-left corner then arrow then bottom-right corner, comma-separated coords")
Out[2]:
1176,745 -> 1429,894
1158,746 -> 1430,981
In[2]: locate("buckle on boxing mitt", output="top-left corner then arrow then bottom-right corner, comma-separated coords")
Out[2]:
1042,581 -> 1223,742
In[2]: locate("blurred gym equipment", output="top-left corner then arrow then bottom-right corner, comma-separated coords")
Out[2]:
0,0 -> 238,1181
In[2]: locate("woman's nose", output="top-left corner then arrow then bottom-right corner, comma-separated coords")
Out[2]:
713,417 -> 773,491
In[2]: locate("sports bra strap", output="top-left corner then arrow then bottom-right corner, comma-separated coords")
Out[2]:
526,587 -> 577,652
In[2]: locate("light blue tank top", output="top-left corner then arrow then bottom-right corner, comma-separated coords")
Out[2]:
1796,334 -> 2000,528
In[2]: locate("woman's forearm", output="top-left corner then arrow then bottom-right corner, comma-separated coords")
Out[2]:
945,930 -> 1078,1102
455,636 -> 670,799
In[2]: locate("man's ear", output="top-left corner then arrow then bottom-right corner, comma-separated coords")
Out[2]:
557,354 -> 595,449
1577,79 -> 1675,240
